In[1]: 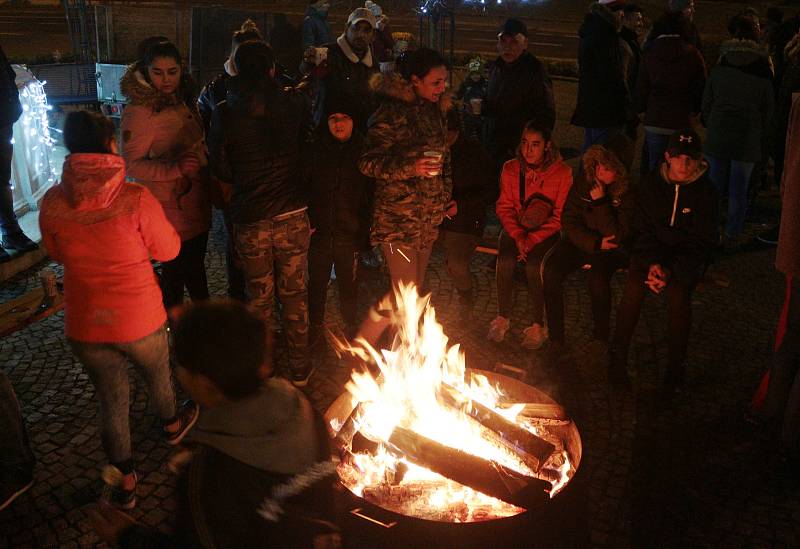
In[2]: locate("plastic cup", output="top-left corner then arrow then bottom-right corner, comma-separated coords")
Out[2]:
469,98 -> 483,115
314,47 -> 329,66
423,150 -> 443,177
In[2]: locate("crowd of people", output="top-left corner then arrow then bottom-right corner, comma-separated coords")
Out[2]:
1,0 -> 800,544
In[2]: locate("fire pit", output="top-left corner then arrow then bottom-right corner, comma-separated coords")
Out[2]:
325,285 -> 584,547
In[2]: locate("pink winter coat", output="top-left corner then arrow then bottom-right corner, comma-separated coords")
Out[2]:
777,92 -> 800,277
39,153 -> 180,343
120,68 -> 211,241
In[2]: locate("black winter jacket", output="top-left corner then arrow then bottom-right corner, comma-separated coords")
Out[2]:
630,162 -> 718,286
485,51 -> 555,162
440,133 -> 496,237
571,3 -> 629,128
562,173 -> 634,254
0,46 -> 21,128
207,77 -> 310,224
304,128 -> 372,244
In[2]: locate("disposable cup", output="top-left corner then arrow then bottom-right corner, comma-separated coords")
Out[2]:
470,98 -> 483,115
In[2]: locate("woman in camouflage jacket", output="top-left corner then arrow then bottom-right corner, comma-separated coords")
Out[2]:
359,48 -> 454,289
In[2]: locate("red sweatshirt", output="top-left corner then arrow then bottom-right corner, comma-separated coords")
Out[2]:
39,153 -> 180,343
496,153 -> 573,251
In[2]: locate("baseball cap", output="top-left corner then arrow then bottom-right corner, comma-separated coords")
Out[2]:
667,128 -> 703,160
498,18 -> 528,38
347,7 -> 377,28
599,0 -> 627,11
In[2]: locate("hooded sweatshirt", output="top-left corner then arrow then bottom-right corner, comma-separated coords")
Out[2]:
120,65 -> 211,241
630,160 -> 718,286
496,148 -> 573,252
39,153 -> 180,342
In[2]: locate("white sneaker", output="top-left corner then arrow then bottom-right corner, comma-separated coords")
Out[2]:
487,316 -> 511,342
521,323 -> 548,350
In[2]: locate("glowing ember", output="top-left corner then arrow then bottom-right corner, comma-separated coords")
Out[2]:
332,283 -> 576,522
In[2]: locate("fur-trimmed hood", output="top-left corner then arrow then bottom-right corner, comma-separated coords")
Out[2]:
120,63 -> 197,112
368,71 -> 452,113
718,38 -> 768,67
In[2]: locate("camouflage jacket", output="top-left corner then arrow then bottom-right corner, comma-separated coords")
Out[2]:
359,73 -> 452,249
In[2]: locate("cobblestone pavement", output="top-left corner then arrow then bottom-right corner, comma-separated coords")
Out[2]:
2,208 -> 799,548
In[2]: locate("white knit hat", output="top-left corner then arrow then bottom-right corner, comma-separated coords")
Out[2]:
365,1 -> 382,18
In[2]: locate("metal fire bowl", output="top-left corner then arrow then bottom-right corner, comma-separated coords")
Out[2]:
325,369 -> 584,532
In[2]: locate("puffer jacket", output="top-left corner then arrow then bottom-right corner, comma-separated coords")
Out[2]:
485,51 -> 555,161
777,92 -> 800,277
301,5 -> 333,50
120,66 -> 211,241
562,171 -> 634,254
571,2 -> 630,128
39,154 -> 180,343
0,45 -> 21,127
702,39 -> 775,162
207,77 -> 311,224
630,161 -> 718,286
635,35 -> 706,130
359,73 -> 452,249
496,149 -> 573,252
304,126 -> 371,243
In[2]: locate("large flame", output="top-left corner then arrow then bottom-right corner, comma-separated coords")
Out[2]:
335,283 -> 573,522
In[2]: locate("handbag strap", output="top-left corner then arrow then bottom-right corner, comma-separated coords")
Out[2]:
519,163 -> 526,205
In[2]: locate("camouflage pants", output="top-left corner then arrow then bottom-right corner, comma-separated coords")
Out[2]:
234,211 -> 311,373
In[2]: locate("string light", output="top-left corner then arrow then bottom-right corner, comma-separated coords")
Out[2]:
14,77 -> 57,185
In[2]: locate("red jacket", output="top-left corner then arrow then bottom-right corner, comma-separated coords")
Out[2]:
39,153 -> 180,343
496,153 -> 573,251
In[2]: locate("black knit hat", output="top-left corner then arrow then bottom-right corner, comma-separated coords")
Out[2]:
325,95 -> 359,120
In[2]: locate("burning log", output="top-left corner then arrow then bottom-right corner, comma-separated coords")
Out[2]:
439,385 -> 556,472
385,426 -> 551,508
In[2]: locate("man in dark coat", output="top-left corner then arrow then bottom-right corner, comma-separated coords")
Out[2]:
484,18 -> 555,172
0,45 -> 38,262
609,128 -> 718,394
301,7 -> 379,131
304,97 -> 372,341
439,110 -> 496,320
571,0 -> 630,151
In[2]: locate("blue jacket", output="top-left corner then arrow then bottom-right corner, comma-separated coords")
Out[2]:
302,6 -> 333,50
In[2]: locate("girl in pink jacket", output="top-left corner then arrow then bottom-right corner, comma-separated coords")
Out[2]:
120,40 -> 211,311
39,111 -> 198,509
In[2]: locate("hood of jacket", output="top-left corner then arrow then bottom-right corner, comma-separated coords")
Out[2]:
60,153 -> 126,211
580,2 -> 622,37
368,72 -> 452,113
120,63 -> 196,112
659,157 -> 709,186
305,4 -> 328,20
650,34 -> 693,62
718,38 -> 768,68
188,379 -> 319,475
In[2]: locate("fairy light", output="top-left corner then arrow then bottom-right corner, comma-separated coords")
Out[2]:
15,78 -> 57,185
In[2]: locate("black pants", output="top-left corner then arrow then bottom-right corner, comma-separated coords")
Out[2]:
544,239 -> 627,343
611,265 -> 696,383
0,124 -> 21,237
440,230 -> 480,293
308,237 -> 360,329
0,369 -> 35,480
496,231 -> 559,324
160,231 -> 210,310
222,209 -> 246,301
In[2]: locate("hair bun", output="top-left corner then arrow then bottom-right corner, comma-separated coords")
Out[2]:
240,18 -> 259,33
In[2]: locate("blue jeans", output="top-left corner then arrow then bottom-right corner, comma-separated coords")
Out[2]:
582,127 -> 623,152
706,155 -> 755,238
644,131 -> 672,173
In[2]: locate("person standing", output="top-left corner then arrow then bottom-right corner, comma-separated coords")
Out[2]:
305,98 -> 372,342
572,0 -> 630,151
0,44 -> 38,262
488,122 -> 573,350
484,19 -> 555,171
439,109 -> 495,321
39,111 -> 198,509
302,0 -> 333,51
702,15 -> 774,245
365,1 -> 395,64
0,370 -> 35,511
121,41 -> 211,311
636,11 -> 707,172
609,128 -> 718,393
301,7 -> 379,130
208,41 -> 313,387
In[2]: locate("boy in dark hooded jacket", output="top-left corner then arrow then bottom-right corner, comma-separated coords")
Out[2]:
304,97 -> 372,341
609,128 -> 718,393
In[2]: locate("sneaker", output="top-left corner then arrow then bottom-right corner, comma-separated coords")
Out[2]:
756,225 -> 780,245
163,400 -> 200,446
290,364 -> 316,388
521,323 -> 548,350
100,466 -> 136,510
487,316 -> 510,342
0,232 -> 39,253
0,472 -> 34,511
